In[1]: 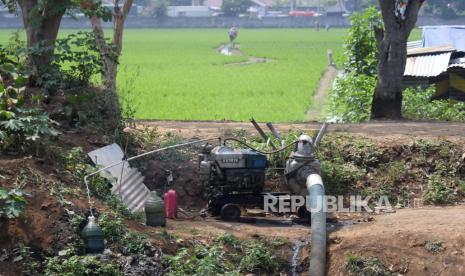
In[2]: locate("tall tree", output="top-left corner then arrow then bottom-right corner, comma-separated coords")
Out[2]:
0,0 -> 109,81
0,0 -> 71,77
370,0 -> 424,119
88,0 -> 134,116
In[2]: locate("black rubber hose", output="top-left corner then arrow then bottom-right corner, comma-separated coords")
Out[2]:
223,138 -> 297,155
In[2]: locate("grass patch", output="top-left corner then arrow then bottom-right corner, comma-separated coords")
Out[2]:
346,254 -> 394,276
425,240 -> 444,254
0,28 -> 346,121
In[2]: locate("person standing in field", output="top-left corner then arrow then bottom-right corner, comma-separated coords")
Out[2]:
229,26 -> 238,46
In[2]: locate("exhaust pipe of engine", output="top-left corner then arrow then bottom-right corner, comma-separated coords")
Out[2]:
307,174 -> 326,276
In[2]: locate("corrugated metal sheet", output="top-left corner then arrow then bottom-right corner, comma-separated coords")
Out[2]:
404,52 -> 452,77
407,45 -> 455,56
88,144 -> 149,213
447,57 -> 465,69
449,63 -> 465,69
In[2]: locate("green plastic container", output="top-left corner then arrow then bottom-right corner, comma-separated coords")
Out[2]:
145,191 -> 166,227
82,216 -> 104,253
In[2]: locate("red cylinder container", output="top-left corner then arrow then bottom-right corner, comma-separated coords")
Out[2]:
164,189 -> 178,219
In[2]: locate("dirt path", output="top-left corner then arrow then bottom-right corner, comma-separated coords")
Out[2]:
138,120 -> 465,141
305,66 -> 338,121
328,206 -> 465,275
218,44 -> 274,66
145,206 -> 465,275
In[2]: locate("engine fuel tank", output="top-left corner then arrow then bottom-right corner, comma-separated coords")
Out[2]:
210,146 -> 266,169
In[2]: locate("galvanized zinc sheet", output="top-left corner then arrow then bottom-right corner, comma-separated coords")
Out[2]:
88,143 -> 149,213
449,63 -> 465,69
404,52 -> 452,77
407,45 -> 455,56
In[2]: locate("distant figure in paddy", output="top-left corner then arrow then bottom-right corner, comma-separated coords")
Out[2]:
229,26 -> 238,45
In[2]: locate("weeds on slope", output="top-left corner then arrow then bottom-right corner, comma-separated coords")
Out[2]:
163,233 -> 284,275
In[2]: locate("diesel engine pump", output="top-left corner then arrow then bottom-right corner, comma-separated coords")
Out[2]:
198,123 -> 328,221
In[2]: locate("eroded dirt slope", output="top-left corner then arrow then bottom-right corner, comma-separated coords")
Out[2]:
328,206 -> 465,275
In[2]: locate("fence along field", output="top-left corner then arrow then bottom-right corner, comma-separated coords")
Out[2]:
0,29 -> 346,122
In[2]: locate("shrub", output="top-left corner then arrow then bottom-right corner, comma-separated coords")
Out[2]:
0,65 -> 59,153
215,233 -> 241,247
54,32 -> 103,88
163,235 -> 279,275
163,245 -> 234,276
98,211 -> 126,243
239,240 -> 278,272
425,240 -> 444,254
402,86 -> 465,121
12,243 -> 40,275
327,72 -> 376,122
29,32 -> 105,90
0,187 -> 29,227
343,7 -> 382,76
44,255 -> 123,276
64,147 -> 113,199
321,160 -> 365,195
346,254 -> 394,276
122,232 -> 148,255
422,174 -> 456,205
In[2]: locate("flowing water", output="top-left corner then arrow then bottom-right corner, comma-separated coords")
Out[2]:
290,237 -> 310,276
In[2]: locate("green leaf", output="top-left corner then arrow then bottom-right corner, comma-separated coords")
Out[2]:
0,63 -> 16,74
4,204 -> 22,218
0,119 -> 22,131
0,111 -> 15,119
15,75 -> 28,87
0,130 -> 7,141
0,188 -> 8,200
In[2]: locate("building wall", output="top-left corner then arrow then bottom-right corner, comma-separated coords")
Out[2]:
1,15 -> 465,29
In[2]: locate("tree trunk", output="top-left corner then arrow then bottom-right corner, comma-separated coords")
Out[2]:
90,15 -> 121,123
371,31 -> 408,119
17,0 -> 64,77
90,0 -> 133,93
371,0 -> 423,120
89,0 -> 133,125
90,16 -> 117,92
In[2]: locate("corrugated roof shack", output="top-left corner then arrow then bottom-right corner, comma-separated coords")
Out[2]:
404,45 -> 465,101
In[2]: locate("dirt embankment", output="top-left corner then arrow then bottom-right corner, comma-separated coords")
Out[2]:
2,122 -> 465,275
142,122 -> 465,275
139,120 -> 465,143
328,206 -> 465,275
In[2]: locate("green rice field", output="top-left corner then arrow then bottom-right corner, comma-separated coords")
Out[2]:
0,29 -> 347,121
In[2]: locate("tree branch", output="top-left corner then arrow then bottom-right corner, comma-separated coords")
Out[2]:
378,0 -> 397,31
122,0 -> 133,20
405,0 -> 424,32
374,26 -> 384,51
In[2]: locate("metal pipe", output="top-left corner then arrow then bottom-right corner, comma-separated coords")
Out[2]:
307,174 -> 326,276
83,137 -> 220,213
266,122 -> 285,148
250,118 -> 277,150
314,123 -> 329,148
